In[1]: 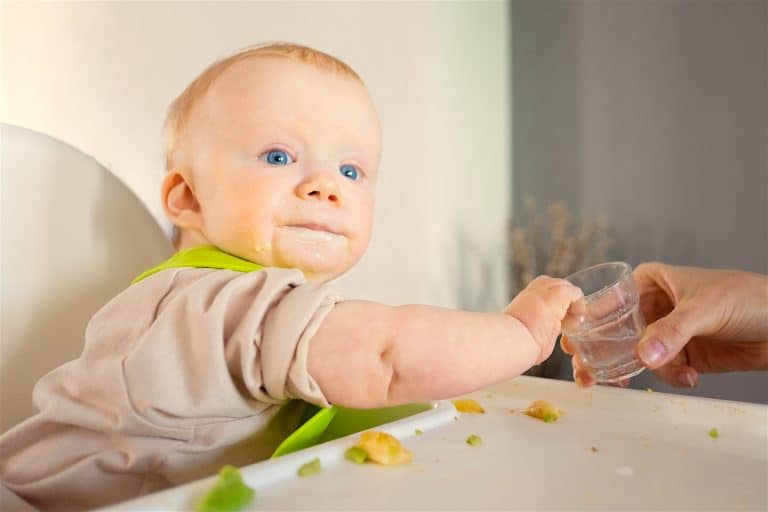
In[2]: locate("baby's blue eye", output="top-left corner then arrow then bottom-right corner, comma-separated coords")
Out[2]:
340,164 -> 359,181
264,149 -> 293,166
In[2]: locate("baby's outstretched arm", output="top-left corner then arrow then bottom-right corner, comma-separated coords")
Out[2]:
308,276 -> 584,408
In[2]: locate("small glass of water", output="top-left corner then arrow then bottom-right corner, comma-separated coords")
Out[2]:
563,261 -> 646,383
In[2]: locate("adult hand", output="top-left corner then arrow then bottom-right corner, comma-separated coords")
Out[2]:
563,262 -> 768,388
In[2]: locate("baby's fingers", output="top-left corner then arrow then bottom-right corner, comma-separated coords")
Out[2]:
562,296 -> 586,332
541,280 -> 585,320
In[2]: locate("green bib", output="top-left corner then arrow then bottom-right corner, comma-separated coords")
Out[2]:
133,245 -> 264,283
134,246 -> 428,458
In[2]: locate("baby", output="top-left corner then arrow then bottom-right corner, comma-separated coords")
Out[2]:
0,43 -> 583,511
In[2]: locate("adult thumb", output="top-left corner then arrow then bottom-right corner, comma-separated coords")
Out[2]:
636,306 -> 704,369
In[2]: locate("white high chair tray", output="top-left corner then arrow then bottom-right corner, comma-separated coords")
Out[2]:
104,376 -> 767,511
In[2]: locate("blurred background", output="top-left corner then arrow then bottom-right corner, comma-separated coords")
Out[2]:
511,0 -> 766,403
2,0 -> 765,403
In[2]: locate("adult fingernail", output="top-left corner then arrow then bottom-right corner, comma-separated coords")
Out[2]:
677,371 -> 697,388
638,339 -> 667,367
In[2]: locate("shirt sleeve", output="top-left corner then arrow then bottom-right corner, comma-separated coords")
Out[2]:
0,266 -> 342,511
121,266 -> 341,420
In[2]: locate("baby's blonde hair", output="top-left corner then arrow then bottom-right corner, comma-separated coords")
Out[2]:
162,42 -> 361,171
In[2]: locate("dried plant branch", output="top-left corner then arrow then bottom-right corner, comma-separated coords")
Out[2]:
507,196 -> 614,296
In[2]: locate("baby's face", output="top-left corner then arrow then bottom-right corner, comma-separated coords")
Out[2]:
183,58 -> 381,282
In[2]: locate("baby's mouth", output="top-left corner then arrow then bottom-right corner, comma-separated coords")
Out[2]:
287,222 -> 342,235
282,224 -> 346,243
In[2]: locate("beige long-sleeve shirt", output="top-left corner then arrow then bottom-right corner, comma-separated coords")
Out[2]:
0,266 -> 340,512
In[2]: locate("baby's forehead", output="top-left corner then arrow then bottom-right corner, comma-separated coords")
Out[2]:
201,57 -> 378,128
209,56 -> 353,103
203,57 -> 289,106
183,55 -> 381,161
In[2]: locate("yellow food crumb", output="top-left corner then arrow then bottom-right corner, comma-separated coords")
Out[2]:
709,428 -> 719,439
452,399 -> 485,414
523,400 -> 562,423
355,431 -> 413,465
466,434 -> 482,446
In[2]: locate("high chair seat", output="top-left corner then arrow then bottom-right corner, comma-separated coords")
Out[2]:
0,123 -> 172,432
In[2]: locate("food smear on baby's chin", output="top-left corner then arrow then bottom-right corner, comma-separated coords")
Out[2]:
523,400 -> 562,423
452,399 -> 485,414
195,465 -> 255,512
252,243 -> 272,254
349,431 -> 413,465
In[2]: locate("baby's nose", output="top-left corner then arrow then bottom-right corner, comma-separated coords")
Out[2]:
296,173 -> 341,204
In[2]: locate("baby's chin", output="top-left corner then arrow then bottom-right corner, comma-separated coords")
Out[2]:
272,228 -> 359,282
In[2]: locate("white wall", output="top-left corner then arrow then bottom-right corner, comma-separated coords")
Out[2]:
512,0 -> 767,403
1,1 -> 511,310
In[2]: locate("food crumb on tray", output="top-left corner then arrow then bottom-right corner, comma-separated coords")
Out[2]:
345,446 -> 368,464
452,399 -> 486,414
196,465 -> 255,512
466,434 -> 483,447
297,458 -> 322,477
523,400 -> 562,422
346,431 -> 413,466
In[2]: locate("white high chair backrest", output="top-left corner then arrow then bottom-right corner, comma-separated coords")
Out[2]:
0,123 -> 173,432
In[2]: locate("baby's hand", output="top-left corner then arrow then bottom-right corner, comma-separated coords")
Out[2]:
504,276 -> 585,364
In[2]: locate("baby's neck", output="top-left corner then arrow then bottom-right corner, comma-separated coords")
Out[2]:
175,229 -> 212,253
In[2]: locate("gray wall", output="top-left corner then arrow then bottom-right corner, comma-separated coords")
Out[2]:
512,0 -> 767,403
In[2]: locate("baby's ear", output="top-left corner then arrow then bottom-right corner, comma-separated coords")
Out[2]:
161,170 -> 203,231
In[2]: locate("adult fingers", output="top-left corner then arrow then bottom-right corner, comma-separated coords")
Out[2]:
636,305 -> 707,369
633,262 -> 671,296
653,364 -> 699,388
650,344 -> 699,387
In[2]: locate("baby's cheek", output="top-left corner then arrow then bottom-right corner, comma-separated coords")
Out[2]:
348,200 -> 374,247
224,211 -> 274,261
